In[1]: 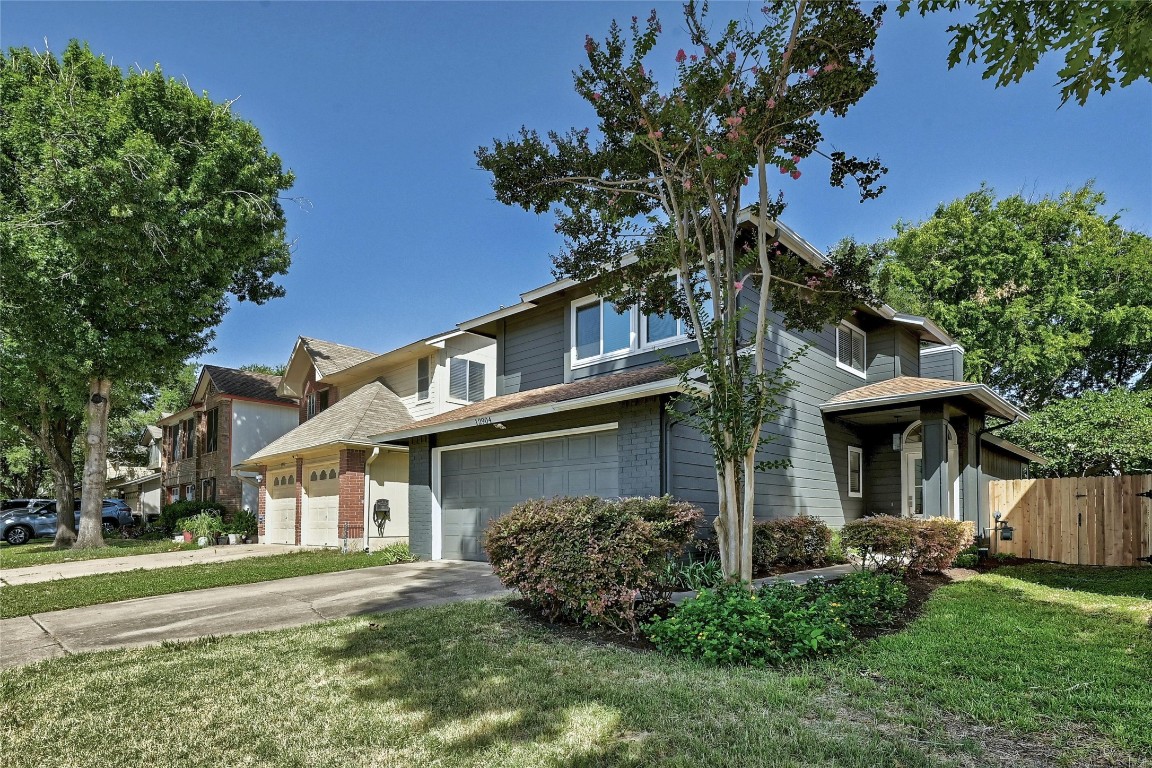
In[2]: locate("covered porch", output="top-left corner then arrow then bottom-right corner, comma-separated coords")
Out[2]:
821,377 -> 1034,534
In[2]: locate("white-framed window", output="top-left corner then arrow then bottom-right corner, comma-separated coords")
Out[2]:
836,321 -> 867,377
847,446 -> 863,498
306,389 -> 329,420
183,483 -> 195,502
417,356 -> 432,402
571,294 -> 691,367
448,357 -> 485,403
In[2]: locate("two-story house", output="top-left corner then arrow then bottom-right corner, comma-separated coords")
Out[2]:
235,332 -> 496,550
107,425 -> 164,521
371,220 -> 1040,561
159,366 -> 299,515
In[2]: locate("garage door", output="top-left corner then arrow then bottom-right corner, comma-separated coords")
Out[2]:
265,470 -> 296,545
302,466 -> 339,547
440,429 -> 619,561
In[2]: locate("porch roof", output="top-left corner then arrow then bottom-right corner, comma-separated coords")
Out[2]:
820,376 -> 1027,422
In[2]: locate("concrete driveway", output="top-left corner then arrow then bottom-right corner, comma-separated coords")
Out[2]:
1,560 -> 507,670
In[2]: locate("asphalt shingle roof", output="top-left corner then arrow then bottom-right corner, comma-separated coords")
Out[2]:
823,376 -> 981,407
245,381 -> 413,461
300,337 -> 379,378
389,364 -> 678,435
203,366 -> 295,405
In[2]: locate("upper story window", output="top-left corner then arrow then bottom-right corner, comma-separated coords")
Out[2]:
449,357 -> 485,403
306,389 -> 330,420
417,356 -> 432,402
205,408 -> 219,453
571,295 -> 690,367
836,321 -> 867,377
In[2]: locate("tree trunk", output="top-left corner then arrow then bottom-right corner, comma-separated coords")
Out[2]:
74,377 -> 111,549
741,450 -> 756,583
47,446 -> 77,549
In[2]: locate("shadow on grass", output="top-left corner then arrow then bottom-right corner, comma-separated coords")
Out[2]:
989,564 -> 1152,600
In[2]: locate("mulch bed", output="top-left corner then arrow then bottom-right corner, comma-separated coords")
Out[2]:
508,570 -> 957,650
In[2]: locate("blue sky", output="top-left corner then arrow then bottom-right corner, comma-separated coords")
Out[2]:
5,2 -> 1150,371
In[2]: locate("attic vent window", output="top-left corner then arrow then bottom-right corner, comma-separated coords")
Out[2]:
836,321 -> 867,377
417,356 -> 431,401
310,471 -> 318,482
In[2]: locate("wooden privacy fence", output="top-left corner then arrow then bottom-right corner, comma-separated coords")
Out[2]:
986,475 -> 1152,566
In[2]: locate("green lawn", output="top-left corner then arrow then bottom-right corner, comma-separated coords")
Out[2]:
0,537 -> 199,568
0,545 -> 415,618
1,565 -> 1148,768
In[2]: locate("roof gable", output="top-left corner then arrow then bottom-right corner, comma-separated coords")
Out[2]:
193,365 -> 296,406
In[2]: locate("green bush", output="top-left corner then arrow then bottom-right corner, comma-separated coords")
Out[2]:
659,557 -> 724,592
484,495 -> 701,635
372,542 -> 417,564
825,571 -> 909,627
952,552 -> 979,568
840,516 -> 975,575
751,516 -> 833,572
229,508 -> 258,536
645,582 -> 852,666
180,512 -> 224,541
158,501 -> 228,534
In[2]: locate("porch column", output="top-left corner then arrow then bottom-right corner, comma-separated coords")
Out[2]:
920,404 -> 950,518
958,416 -> 981,528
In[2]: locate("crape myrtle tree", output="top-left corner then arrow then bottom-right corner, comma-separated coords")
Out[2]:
477,1 -> 887,582
0,42 -> 294,548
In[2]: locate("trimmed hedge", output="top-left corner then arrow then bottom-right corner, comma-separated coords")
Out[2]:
751,516 -> 833,572
484,495 -> 701,635
158,501 -> 228,534
840,516 -> 975,575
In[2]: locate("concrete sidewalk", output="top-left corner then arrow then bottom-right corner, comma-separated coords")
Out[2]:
0,560 -> 507,669
670,563 -> 857,603
0,543 -> 303,586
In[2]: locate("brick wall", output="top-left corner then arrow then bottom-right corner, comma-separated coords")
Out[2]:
618,396 -> 662,497
294,457 -> 304,545
257,464 -> 268,537
338,449 -> 366,533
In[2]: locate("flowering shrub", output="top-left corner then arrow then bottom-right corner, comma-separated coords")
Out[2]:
751,516 -> 833,571
484,495 -> 701,635
840,516 -> 975,575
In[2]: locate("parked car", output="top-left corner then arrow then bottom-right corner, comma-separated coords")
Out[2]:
0,498 -> 53,513
1,499 -> 134,545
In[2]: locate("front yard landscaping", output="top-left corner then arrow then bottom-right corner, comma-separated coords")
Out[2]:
1,564 -> 1148,768
0,538 -> 199,569
0,545 -> 415,619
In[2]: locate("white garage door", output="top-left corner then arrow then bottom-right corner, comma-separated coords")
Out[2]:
302,466 -> 339,547
264,471 -> 296,545
440,429 -> 619,561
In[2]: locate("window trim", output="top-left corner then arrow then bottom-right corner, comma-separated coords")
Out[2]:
835,320 -> 868,378
847,446 -> 864,498
205,407 -> 219,454
446,357 -> 486,405
417,355 -> 431,402
570,294 -> 691,369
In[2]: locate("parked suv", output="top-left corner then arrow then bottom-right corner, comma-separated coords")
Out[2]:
1,499 -> 135,545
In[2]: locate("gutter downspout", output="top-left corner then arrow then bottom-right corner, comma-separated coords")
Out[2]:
363,448 -> 381,553
974,419 -> 1022,541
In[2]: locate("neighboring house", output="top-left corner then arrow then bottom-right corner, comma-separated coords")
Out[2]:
107,426 -> 164,521
235,332 -> 496,550
371,220 -> 1040,561
159,366 -> 299,514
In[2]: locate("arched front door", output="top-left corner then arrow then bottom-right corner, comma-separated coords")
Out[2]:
901,421 -> 960,518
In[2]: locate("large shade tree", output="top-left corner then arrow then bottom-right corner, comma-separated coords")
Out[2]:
478,1 -> 887,582
874,183 -> 1152,410
1,42 -> 294,548
901,0 -> 1152,105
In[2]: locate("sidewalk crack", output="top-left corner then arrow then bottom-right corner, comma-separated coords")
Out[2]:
262,589 -> 329,622
28,615 -> 70,656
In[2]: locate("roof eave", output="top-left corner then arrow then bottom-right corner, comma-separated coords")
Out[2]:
821,384 -> 1027,422
370,376 -> 682,443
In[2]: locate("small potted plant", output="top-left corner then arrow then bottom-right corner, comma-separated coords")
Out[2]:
181,512 -> 224,547
232,508 -> 258,545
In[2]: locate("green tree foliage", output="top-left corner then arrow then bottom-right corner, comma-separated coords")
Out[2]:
874,183 -> 1152,410
106,363 -> 198,469
1,42 -> 294,547
477,1 -> 886,581
1003,389 -> 1152,477
900,0 -> 1152,105
239,362 -> 287,376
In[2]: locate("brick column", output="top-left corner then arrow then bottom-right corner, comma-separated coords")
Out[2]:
338,449 -> 367,538
257,464 -> 268,537
294,457 -> 304,545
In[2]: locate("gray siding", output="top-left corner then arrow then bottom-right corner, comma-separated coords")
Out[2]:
408,436 -> 433,559
921,345 -> 964,381
981,443 -> 1026,481
864,425 -> 909,517
867,325 -> 898,382
897,329 -> 921,378
501,296 -> 566,392
618,397 -> 662,497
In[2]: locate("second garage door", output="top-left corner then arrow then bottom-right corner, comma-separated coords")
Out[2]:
302,465 -> 339,547
264,470 -> 296,545
440,429 -> 619,561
